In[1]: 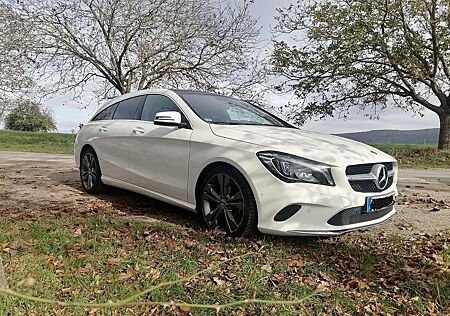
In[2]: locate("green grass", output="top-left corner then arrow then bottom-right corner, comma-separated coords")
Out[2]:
0,129 -> 75,154
0,129 -> 448,168
372,144 -> 450,168
0,216 -> 448,315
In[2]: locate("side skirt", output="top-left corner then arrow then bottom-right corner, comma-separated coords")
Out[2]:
101,176 -> 197,212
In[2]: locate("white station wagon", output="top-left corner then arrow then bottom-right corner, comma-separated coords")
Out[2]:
75,89 -> 398,236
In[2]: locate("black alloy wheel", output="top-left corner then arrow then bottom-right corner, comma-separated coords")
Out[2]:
80,148 -> 105,194
199,166 -> 257,237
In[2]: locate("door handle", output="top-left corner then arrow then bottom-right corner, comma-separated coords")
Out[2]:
99,126 -> 108,133
133,126 -> 145,134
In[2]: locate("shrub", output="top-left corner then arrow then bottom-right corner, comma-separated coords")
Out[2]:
5,99 -> 56,132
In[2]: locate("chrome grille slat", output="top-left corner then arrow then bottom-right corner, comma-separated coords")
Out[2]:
346,162 -> 394,175
347,169 -> 395,181
346,162 -> 395,193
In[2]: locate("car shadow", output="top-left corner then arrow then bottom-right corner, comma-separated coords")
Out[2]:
48,169 -> 323,245
48,169 -> 204,230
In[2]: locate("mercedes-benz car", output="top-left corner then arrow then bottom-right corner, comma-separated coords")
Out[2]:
75,89 -> 398,236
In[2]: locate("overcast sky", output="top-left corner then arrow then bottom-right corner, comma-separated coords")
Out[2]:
46,0 -> 440,133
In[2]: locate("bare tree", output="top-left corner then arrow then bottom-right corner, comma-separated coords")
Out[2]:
2,0 -> 265,103
0,3 -> 36,119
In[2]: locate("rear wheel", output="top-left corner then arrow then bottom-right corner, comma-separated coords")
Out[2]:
80,148 -> 105,194
198,166 -> 258,237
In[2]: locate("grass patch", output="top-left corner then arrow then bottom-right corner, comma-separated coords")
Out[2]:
0,129 -> 75,154
372,144 -> 449,168
0,216 -> 448,315
0,129 -> 448,168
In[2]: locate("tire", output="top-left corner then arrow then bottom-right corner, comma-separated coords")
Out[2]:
198,165 -> 258,237
80,147 -> 106,194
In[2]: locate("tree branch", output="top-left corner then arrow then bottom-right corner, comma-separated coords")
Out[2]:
380,0 -> 441,113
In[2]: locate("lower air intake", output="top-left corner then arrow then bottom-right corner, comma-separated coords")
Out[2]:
274,205 -> 302,222
327,205 -> 393,226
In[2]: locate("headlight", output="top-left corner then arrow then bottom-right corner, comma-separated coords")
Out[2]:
257,151 -> 335,186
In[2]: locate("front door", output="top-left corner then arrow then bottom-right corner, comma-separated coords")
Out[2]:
128,94 -> 192,201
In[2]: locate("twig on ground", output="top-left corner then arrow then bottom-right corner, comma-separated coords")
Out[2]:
0,287 -> 318,311
0,255 -> 8,289
0,252 -> 319,311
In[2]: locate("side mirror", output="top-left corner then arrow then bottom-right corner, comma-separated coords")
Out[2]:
154,111 -> 183,127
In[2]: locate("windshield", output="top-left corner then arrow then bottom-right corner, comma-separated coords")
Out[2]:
176,92 -> 289,127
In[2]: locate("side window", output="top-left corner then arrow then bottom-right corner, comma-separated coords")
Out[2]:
113,96 -> 145,120
227,106 -> 270,125
141,95 -> 185,122
92,103 -> 118,121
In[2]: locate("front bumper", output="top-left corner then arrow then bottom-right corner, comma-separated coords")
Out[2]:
247,161 -> 398,236
259,206 -> 396,236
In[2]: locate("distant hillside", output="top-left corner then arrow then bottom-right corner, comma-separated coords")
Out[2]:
337,128 -> 439,145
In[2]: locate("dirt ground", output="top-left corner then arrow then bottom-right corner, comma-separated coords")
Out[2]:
0,152 -> 449,236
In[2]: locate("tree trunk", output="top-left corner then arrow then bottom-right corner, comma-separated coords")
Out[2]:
438,113 -> 450,150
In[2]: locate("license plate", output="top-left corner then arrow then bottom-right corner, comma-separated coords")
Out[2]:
365,195 -> 395,213
366,197 -> 373,213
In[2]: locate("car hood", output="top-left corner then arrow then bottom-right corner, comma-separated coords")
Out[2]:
210,125 -> 395,166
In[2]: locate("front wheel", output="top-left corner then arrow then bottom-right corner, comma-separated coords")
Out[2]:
198,166 -> 258,237
80,148 -> 106,194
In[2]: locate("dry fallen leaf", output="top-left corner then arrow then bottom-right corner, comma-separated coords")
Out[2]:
167,239 -> 177,249
17,276 -> 35,288
154,241 -> 164,250
261,264 -> 272,273
319,271 -> 333,283
107,258 -> 122,265
116,273 -> 132,281
72,228 -> 82,237
213,277 -> 225,286
180,304 -> 191,312
8,240 -> 24,250
357,280 -> 370,290
147,268 -> 161,280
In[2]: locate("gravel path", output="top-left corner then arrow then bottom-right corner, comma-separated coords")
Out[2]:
0,151 -> 449,236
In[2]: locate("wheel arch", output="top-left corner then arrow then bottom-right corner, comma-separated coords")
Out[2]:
79,144 -> 98,168
80,144 -> 95,157
194,160 -> 258,212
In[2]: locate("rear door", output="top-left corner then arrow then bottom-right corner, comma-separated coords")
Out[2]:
87,102 -> 118,178
93,96 -> 145,182
128,94 -> 193,201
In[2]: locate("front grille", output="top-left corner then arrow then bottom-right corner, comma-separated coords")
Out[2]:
349,177 -> 394,193
346,162 -> 393,175
346,162 -> 394,193
327,205 -> 393,226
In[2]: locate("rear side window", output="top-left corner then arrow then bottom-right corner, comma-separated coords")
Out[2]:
141,95 -> 184,122
113,96 -> 145,120
92,103 -> 118,121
